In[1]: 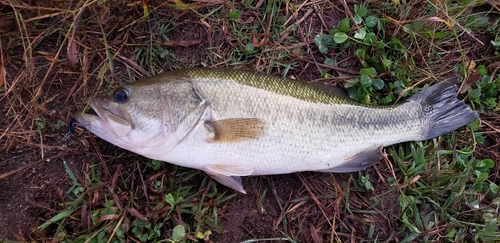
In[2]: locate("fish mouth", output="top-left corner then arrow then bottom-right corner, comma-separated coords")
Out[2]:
74,102 -> 103,127
73,99 -> 132,137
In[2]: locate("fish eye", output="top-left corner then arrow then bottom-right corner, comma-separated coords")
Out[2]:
113,88 -> 129,103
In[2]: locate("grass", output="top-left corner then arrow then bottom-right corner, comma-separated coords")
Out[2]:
0,0 -> 499,242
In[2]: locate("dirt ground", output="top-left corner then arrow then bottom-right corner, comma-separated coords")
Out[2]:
1,1 -> 499,242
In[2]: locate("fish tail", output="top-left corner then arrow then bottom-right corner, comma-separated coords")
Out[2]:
411,76 -> 479,141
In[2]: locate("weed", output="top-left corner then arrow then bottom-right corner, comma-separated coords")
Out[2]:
360,174 -> 374,192
315,4 -> 412,104
312,2 -> 499,242
258,188 -> 268,214
147,159 -> 164,171
468,68 -> 499,111
131,219 -> 164,241
38,161 -> 85,233
383,115 -> 499,242
51,119 -> 66,131
34,117 -> 46,133
229,9 -> 241,20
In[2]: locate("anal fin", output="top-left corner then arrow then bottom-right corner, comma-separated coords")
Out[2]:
320,146 -> 383,173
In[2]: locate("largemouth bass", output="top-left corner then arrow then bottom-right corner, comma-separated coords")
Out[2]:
74,68 -> 478,193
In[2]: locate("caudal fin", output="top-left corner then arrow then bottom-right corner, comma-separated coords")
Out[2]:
410,76 -> 479,141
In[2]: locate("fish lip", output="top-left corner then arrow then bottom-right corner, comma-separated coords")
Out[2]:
73,100 -> 104,126
74,98 -> 132,131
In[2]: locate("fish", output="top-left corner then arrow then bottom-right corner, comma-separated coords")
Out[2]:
74,68 -> 479,193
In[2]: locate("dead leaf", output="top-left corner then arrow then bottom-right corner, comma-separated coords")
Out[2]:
95,214 -> 120,224
422,17 -> 454,28
125,207 -> 150,224
0,64 -> 5,86
141,0 -> 150,16
169,0 -> 192,10
200,18 -> 211,28
67,9 -> 83,71
460,73 -> 481,94
310,224 -> 322,243
67,36 -> 79,71
252,33 -> 268,48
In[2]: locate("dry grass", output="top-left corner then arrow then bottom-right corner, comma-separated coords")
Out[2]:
0,0 -> 499,242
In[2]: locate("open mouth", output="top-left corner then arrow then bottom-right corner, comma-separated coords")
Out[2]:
73,102 -> 103,126
74,99 -> 132,139
85,104 -> 99,117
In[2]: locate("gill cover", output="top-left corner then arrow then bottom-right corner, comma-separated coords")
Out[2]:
160,80 -> 208,134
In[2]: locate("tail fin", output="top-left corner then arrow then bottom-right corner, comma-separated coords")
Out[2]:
410,76 -> 479,141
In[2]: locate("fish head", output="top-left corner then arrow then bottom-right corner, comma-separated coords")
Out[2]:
74,81 -> 177,155
74,75 -> 209,159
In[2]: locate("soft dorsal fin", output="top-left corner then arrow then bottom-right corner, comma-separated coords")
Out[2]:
204,118 -> 265,143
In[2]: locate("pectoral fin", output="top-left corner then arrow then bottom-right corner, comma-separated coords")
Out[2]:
204,118 -> 265,143
320,146 -> 383,173
203,164 -> 254,193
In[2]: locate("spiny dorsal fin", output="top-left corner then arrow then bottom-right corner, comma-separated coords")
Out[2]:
204,118 -> 265,143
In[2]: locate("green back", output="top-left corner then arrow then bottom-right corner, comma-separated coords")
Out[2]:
182,68 -> 369,106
